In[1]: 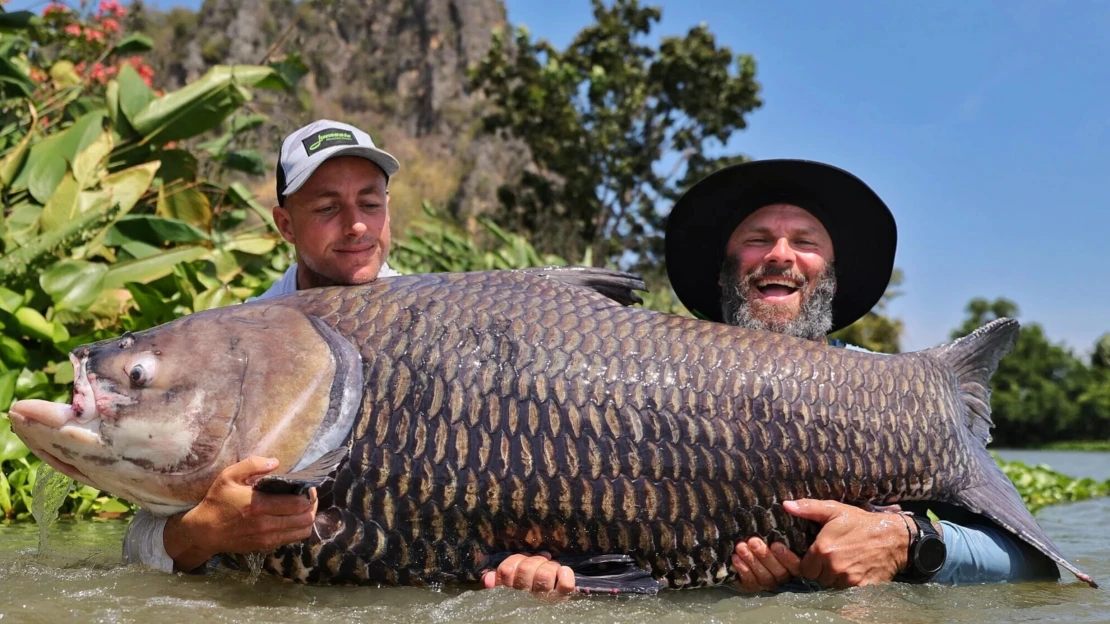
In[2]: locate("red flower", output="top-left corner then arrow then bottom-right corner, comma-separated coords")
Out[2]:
84,28 -> 105,42
63,24 -> 82,37
100,18 -> 120,33
42,3 -> 68,16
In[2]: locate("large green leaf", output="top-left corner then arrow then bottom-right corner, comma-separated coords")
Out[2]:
12,111 -> 109,203
156,184 -> 211,227
150,150 -> 196,184
2,202 -> 41,248
106,214 -> 209,245
129,65 -> 281,143
227,182 -> 276,231
0,288 -> 24,314
103,246 -> 209,290
0,336 -> 28,367
38,172 -> 80,233
0,11 -> 40,32
193,285 -> 236,312
78,161 -> 159,260
40,260 -> 108,312
117,64 -> 154,128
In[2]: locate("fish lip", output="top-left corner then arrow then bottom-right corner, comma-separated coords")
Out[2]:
70,352 -> 99,423
7,410 -> 92,482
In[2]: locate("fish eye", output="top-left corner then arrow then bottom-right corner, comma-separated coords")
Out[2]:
128,355 -> 157,387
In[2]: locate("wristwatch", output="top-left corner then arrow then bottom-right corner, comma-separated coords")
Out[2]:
904,514 -> 947,582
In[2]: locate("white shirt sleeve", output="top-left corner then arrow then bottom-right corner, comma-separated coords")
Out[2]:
122,508 -> 175,573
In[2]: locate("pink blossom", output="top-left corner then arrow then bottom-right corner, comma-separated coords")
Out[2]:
100,17 -> 120,33
83,28 -> 105,42
42,3 -> 68,17
63,24 -> 81,36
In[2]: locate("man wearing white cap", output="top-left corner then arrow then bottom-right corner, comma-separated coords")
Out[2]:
122,120 -> 404,574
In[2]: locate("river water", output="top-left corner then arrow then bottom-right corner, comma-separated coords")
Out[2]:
1,452 -> 1107,624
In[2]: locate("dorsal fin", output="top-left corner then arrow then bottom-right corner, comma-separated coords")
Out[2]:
922,317 -> 1020,445
520,266 -> 647,306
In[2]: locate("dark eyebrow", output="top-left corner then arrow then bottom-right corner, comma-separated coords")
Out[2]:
740,225 -> 823,237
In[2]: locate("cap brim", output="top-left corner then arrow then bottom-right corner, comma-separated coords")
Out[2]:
282,145 -> 401,198
664,159 -> 897,332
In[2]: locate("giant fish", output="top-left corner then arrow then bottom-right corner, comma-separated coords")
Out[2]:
7,267 -> 1098,592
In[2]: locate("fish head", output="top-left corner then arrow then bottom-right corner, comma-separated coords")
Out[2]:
8,302 -> 361,515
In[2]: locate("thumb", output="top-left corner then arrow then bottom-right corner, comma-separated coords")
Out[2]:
782,499 -> 850,524
223,456 -> 280,485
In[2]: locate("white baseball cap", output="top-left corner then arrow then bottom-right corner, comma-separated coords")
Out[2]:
275,119 -> 400,205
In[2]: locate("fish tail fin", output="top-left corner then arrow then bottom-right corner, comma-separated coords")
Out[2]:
521,266 -> 647,306
923,317 -> 1019,446
927,317 -> 1099,588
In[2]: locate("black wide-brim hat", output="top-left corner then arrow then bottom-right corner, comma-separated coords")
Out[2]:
664,159 -> 897,332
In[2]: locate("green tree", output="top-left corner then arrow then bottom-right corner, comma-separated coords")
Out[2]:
829,268 -> 904,353
470,0 -> 762,272
950,298 -> 1089,446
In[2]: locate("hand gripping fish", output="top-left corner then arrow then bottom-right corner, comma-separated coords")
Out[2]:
7,267 -> 1098,592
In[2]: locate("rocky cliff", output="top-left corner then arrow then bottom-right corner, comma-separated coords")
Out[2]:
132,0 -> 531,232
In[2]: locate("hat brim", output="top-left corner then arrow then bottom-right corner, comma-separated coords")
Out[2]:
282,145 -> 401,198
664,159 -> 897,333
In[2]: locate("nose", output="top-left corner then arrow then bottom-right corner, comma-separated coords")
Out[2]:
340,205 -> 368,237
764,237 -> 796,265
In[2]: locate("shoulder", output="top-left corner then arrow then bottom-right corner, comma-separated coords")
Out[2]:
249,264 -> 298,302
826,337 -> 887,355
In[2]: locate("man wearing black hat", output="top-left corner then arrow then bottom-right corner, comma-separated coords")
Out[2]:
663,159 -> 1058,592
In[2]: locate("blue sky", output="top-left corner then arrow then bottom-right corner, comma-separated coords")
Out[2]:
11,0 -> 1108,354
499,1 -> 1110,354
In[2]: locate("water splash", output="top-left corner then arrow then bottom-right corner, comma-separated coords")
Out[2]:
244,551 -> 265,584
31,463 -> 74,554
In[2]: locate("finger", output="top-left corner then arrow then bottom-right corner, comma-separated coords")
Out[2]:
496,554 -> 528,588
512,556 -> 546,591
243,524 -> 315,552
735,542 -> 776,590
481,570 -> 496,589
750,539 -> 791,582
530,560 -> 562,594
769,542 -> 802,577
555,566 -> 576,595
222,456 -> 280,485
800,548 -> 824,582
783,499 -> 847,524
253,507 -> 316,538
731,554 -> 762,593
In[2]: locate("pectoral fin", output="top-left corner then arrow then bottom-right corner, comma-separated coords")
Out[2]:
253,446 -> 348,498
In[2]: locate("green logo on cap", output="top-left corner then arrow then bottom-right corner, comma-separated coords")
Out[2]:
302,129 -> 358,155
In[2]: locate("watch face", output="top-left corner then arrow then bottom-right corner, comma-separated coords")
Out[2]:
916,537 -> 947,574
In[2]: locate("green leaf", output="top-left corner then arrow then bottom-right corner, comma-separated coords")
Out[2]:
117,64 -> 155,128
230,114 -> 267,135
267,54 -> 308,90
72,130 -> 113,188
227,182 -> 276,231
222,234 -> 278,256
13,111 -> 109,203
193,285 -> 236,312
156,184 -> 211,227
0,288 -> 24,313
3,202 -> 40,247
0,336 -> 28,367
14,307 -> 53,342
0,373 -> 19,414
150,150 -> 196,184
103,246 -> 209,290
125,282 -> 171,322
96,498 -> 132,513
103,161 -> 159,215
107,214 -> 209,245
221,149 -> 265,175
0,11 -> 41,32
0,55 -> 33,99
38,172 -> 80,232
0,112 -> 35,191
130,65 -> 280,143
120,240 -> 160,259
39,260 -> 107,312
49,60 -> 81,90
110,33 -> 154,56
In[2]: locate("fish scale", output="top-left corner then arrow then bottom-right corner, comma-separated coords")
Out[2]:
259,268 -> 985,589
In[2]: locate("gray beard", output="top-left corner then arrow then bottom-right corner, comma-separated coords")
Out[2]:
719,257 -> 837,341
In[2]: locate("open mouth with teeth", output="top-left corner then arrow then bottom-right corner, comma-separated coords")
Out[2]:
753,277 -> 804,302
